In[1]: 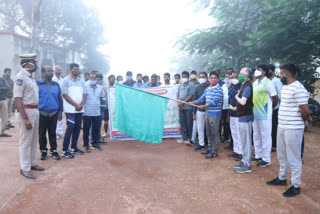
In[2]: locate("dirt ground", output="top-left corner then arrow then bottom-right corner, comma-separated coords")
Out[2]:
0,122 -> 320,214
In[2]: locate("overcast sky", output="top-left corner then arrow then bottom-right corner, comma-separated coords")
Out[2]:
83,0 -> 213,77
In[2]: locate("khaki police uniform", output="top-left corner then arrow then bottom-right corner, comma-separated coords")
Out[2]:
14,69 -> 39,171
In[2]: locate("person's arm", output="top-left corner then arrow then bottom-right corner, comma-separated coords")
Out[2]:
271,95 -> 278,109
15,97 -> 32,130
0,79 -> 10,92
57,85 -> 63,121
294,86 -> 310,125
235,85 -> 250,106
267,82 -> 278,109
62,94 -> 81,109
300,104 -> 310,125
235,95 -> 248,106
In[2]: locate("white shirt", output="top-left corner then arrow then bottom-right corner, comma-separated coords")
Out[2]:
278,81 -> 309,129
222,83 -> 229,110
271,76 -> 282,109
52,75 -> 63,86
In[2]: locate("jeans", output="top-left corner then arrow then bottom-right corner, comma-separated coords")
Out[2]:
63,113 -> 83,151
39,113 -> 58,151
84,115 -> 101,146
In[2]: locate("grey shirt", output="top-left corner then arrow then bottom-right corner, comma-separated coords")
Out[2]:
177,81 -> 196,110
84,82 -> 104,116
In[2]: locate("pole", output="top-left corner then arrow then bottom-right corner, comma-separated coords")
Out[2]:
167,97 -> 199,108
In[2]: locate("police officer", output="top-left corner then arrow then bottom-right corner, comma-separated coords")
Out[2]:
14,53 -> 44,179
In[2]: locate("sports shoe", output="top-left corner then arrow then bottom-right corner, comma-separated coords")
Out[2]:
257,160 -> 271,167
98,138 -> 107,144
84,145 -> 90,153
71,148 -> 84,155
177,139 -> 183,143
7,123 -> 15,128
266,177 -> 287,186
206,151 -> 218,159
49,150 -> 60,160
251,157 -> 262,162
185,140 -> 194,147
228,153 -> 238,158
40,151 -> 47,160
232,162 -> 243,169
103,132 -> 108,137
92,143 -> 102,150
236,165 -> 252,173
61,151 -> 74,159
201,149 -> 211,155
282,186 -> 300,197
194,145 -> 205,151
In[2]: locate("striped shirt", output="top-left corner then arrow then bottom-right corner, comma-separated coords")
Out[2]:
197,84 -> 223,117
278,81 -> 309,129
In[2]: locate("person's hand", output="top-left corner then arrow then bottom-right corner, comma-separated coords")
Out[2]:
228,104 -> 236,111
187,102 -> 193,106
23,118 -> 32,130
304,119 -> 309,126
58,113 -> 62,121
178,103 -> 183,108
193,114 -> 196,120
198,105 -> 206,110
235,92 -> 239,98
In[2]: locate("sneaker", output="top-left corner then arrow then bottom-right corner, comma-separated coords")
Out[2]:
70,148 -> 84,155
206,151 -> 218,159
177,139 -> 183,143
84,145 -> 90,153
257,160 -> 271,167
185,140 -> 194,147
266,177 -> 287,186
236,165 -> 252,173
7,123 -> 15,128
282,186 -> 300,197
201,149 -> 211,155
232,162 -> 243,169
194,145 -> 205,151
92,143 -> 102,150
40,151 -> 47,160
49,150 -> 60,160
103,132 -> 107,137
251,157 -> 262,162
228,153 -> 237,158
98,138 -> 107,144
61,151 -> 74,159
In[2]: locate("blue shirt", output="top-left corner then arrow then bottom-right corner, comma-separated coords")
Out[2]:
238,85 -> 254,122
228,83 -> 242,117
133,82 -> 148,88
37,78 -> 63,113
197,84 -> 223,117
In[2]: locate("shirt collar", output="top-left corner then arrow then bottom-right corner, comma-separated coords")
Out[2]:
209,84 -> 219,89
22,68 -> 32,77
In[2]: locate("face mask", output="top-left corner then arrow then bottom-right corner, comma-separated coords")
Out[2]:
126,76 -> 133,81
55,71 -> 61,76
164,79 -> 170,83
190,74 -> 197,80
181,78 -> 188,84
238,75 -> 245,82
138,79 -> 142,83
199,78 -> 207,84
23,62 -> 35,71
254,70 -> 262,77
89,80 -> 96,86
280,76 -> 287,85
209,79 -> 219,86
266,72 -> 272,78
97,80 -> 103,85
231,79 -> 239,85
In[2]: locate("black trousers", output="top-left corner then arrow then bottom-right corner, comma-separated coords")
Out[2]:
179,109 -> 193,141
272,109 -> 279,148
39,113 -> 58,152
220,109 -> 230,140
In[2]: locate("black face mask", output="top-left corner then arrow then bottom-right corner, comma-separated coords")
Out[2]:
280,76 -> 288,85
266,71 -> 272,78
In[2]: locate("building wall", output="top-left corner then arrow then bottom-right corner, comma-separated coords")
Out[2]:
0,34 -> 15,76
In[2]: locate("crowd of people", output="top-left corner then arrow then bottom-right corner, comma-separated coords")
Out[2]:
2,53 -> 310,198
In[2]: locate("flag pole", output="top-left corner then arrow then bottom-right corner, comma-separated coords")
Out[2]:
167,97 -> 200,108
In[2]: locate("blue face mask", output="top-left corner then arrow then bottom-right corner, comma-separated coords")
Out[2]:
97,80 -> 103,85
89,80 -> 97,85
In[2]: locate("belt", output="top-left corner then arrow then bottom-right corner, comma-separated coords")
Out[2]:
24,105 -> 38,109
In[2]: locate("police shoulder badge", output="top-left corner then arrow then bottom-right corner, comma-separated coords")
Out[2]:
16,79 -> 23,86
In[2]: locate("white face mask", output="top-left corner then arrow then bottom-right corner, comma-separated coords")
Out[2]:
231,79 -> 239,85
199,78 -> 207,84
181,78 -> 188,84
254,70 -> 262,77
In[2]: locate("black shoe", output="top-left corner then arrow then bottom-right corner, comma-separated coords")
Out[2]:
228,153 -> 237,158
194,145 -> 205,151
61,151 -> 74,159
251,157 -> 262,162
40,151 -> 47,160
98,138 -> 107,144
266,177 -> 287,186
201,149 -> 211,155
257,160 -> 271,167
283,186 -> 300,197
84,145 -> 90,153
206,151 -> 218,159
49,150 -> 60,160
71,148 -> 84,155
7,123 -> 15,128
92,143 -> 102,150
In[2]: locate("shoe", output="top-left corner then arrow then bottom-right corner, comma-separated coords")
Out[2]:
283,186 -> 300,197
7,123 -> 15,128
103,132 -> 108,137
257,160 -> 271,167
194,145 -> 205,151
5,125 -> 10,130
98,138 -> 107,144
92,143 -> 102,150
49,150 -> 60,160
232,162 -> 243,169
84,145 -> 90,152
185,140 -> 194,147
40,151 -> 47,160
20,169 -> 35,179
235,154 -> 243,161
61,151 -> 74,159
31,165 -> 45,171
228,153 -> 237,158
201,149 -> 211,155
177,139 -> 183,143
251,157 -> 262,162
71,148 -> 84,155
221,138 -> 230,143
0,132 -> 12,137
206,151 -> 218,159
266,177 -> 287,186
236,165 -> 252,173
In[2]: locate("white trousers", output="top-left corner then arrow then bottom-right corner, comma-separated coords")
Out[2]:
230,116 -> 242,155
192,117 -> 197,142
277,127 -> 303,187
253,119 -> 272,163
56,113 -> 63,136
195,111 -> 206,146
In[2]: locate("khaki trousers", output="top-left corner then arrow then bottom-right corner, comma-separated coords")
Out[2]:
0,100 -> 8,134
16,109 -> 39,171
7,98 -> 13,123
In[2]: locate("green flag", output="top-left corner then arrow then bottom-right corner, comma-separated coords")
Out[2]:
114,83 -> 169,143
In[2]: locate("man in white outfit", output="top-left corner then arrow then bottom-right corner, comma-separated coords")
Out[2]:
52,65 -> 64,138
